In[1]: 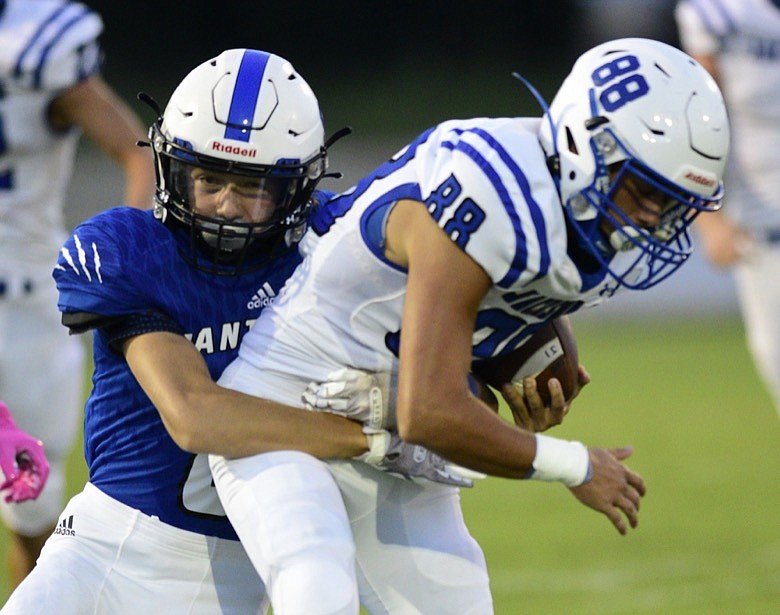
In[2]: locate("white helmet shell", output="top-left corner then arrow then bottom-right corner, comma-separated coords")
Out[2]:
161,48 -> 324,169
539,37 -> 729,220
148,48 -> 328,275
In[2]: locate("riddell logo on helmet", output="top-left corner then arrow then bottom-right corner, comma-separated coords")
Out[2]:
211,141 -> 257,158
683,170 -> 715,188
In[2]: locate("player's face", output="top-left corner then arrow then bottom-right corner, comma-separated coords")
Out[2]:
600,167 -> 680,240
188,167 -> 284,224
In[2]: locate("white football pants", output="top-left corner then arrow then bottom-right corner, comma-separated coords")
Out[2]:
1,483 -> 268,614
209,451 -> 494,615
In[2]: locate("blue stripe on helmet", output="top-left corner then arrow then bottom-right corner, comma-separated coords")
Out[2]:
224,50 -> 270,142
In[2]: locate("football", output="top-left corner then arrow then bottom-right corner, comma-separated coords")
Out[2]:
471,316 -> 579,404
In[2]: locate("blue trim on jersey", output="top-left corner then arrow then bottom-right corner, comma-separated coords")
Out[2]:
32,6 -> 93,89
443,127 -> 551,287
310,127 -> 435,236
471,126 -> 551,282
224,49 -> 269,142
359,192 -> 417,273
13,3 -> 70,78
442,136 -> 528,283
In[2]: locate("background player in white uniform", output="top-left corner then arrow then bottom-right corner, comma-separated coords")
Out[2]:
0,400 -> 49,504
209,38 -> 730,614
676,0 -> 780,417
2,48 -> 467,615
0,0 -> 155,585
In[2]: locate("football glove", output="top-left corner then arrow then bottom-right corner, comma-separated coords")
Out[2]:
359,428 -> 483,488
0,401 -> 50,503
302,368 -> 397,430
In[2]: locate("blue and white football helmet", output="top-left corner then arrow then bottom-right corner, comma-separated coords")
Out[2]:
539,38 -> 730,289
148,48 -> 328,274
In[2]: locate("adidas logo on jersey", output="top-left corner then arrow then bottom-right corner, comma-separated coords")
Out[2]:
53,515 -> 76,537
247,283 -> 277,309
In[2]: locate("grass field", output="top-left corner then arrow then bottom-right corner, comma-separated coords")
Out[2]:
2,317 -> 778,613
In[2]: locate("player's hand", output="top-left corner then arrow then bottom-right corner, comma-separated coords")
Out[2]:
502,365 -> 590,432
568,446 -> 646,535
0,402 -> 50,503
361,429 -> 483,488
302,368 -> 396,429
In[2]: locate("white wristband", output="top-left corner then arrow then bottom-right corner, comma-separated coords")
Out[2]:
356,428 -> 390,465
529,434 -> 592,487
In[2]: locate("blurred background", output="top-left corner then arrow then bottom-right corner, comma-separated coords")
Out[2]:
71,0 -> 738,320
68,0 -> 737,319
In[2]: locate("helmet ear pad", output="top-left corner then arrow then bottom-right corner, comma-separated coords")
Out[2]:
149,48 -> 328,275
539,37 -> 730,290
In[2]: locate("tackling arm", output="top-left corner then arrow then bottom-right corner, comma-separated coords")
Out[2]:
123,332 -> 471,486
122,331 -> 368,459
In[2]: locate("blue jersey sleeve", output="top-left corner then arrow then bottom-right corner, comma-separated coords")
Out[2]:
53,207 -> 175,318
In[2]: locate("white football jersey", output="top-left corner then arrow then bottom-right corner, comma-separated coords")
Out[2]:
223,118 -> 618,404
676,0 -> 780,231
0,0 -> 102,267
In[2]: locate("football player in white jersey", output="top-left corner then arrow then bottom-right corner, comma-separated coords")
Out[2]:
0,0 -> 155,587
208,38 -> 730,613
676,0 -> 780,417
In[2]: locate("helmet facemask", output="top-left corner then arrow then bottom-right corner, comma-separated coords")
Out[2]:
145,48 -> 330,275
565,127 -> 722,290
151,122 -> 324,275
539,38 -> 730,291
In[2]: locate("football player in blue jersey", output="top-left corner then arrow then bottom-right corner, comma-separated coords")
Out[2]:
0,0 -> 155,588
2,48 -> 466,614
207,38 -> 731,613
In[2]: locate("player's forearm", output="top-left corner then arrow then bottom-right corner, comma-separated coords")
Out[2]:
124,332 -> 367,459
397,386 -> 537,478
170,384 -> 367,458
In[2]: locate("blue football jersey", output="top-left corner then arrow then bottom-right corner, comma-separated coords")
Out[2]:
53,207 -> 302,539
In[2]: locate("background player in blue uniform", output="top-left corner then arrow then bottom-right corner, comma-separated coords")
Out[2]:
208,38 -> 730,613
2,48 -> 464,614
0,0 -> 155,586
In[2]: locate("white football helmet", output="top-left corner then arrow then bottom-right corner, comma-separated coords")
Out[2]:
539,38 -> 730,289
148,48 -> 328,274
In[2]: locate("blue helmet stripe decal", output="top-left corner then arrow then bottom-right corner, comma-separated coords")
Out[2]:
224,50 -> 270,142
